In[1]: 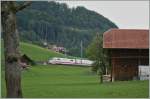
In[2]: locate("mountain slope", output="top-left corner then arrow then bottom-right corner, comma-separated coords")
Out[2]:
1,42 -> 67,62
16,1 -> 118,57
20,42 -> 67,61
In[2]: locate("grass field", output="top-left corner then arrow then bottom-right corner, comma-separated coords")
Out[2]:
1,42 -> 149,98
1,65 -> 149,98
20,42 -> 74,61
1,42 -> 74,62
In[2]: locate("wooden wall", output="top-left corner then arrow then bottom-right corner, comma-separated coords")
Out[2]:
110,49 -> 149,81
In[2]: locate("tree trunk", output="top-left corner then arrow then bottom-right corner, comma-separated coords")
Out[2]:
2,1 -> 31,97
100,75 -> 103,84
99,73 -> 103,84
2,7 -> 22,98
98,69 -> 103,84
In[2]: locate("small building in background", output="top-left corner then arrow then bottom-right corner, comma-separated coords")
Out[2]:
48,44 -> 68,54
103,29 -> 149,81
20,54 -> 35,68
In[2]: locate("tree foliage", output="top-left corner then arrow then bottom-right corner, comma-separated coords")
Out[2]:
86,33 -> 109,83
16,1 -> 118,57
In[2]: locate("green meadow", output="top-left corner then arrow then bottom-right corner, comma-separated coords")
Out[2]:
1,42 -> 149,98
1,42 -> 70,62
1,65 -> 149,98
20,42 -> 68,61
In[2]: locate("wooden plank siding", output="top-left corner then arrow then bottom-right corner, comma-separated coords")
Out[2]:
110,49 -> 149,81
103,29 -> 149,81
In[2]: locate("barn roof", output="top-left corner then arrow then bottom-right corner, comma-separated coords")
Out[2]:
103,29 -> 149,49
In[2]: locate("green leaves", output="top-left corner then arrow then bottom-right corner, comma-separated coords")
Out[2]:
16,1 -> 118,57
86,33 -> 109,75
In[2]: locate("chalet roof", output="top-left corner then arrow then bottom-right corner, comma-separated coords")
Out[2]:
103,29 -> 149,49
21,54 -> 35,65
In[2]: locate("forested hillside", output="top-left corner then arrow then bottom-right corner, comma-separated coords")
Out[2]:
16,1 -> 118,57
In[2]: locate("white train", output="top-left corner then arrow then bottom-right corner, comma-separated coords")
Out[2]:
48,57 -> 94,66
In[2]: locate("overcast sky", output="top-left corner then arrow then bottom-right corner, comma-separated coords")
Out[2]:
57,1 -> 149,29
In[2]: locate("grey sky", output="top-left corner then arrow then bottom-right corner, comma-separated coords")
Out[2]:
57,1 -> 149,29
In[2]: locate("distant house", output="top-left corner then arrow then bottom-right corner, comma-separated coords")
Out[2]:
20,54 -> 35,68
103,29 -> 149,81
49,45 -> 67,54
52,46 -> 66,52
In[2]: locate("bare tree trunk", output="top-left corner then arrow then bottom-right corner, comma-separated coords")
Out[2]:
2,1 -> 31,97
2,8 -> 22,98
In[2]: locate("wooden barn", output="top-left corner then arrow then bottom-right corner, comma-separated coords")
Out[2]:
20,54 -> 35,68
103,29 -> 149,81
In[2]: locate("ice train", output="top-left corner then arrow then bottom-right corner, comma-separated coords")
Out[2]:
48,57 -> 94,66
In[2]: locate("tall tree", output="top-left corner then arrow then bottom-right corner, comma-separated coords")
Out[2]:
86,33 -> 109,83
1,1 -> 31,97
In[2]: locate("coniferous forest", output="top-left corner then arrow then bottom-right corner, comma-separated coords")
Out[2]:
16,1 -> 118,57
